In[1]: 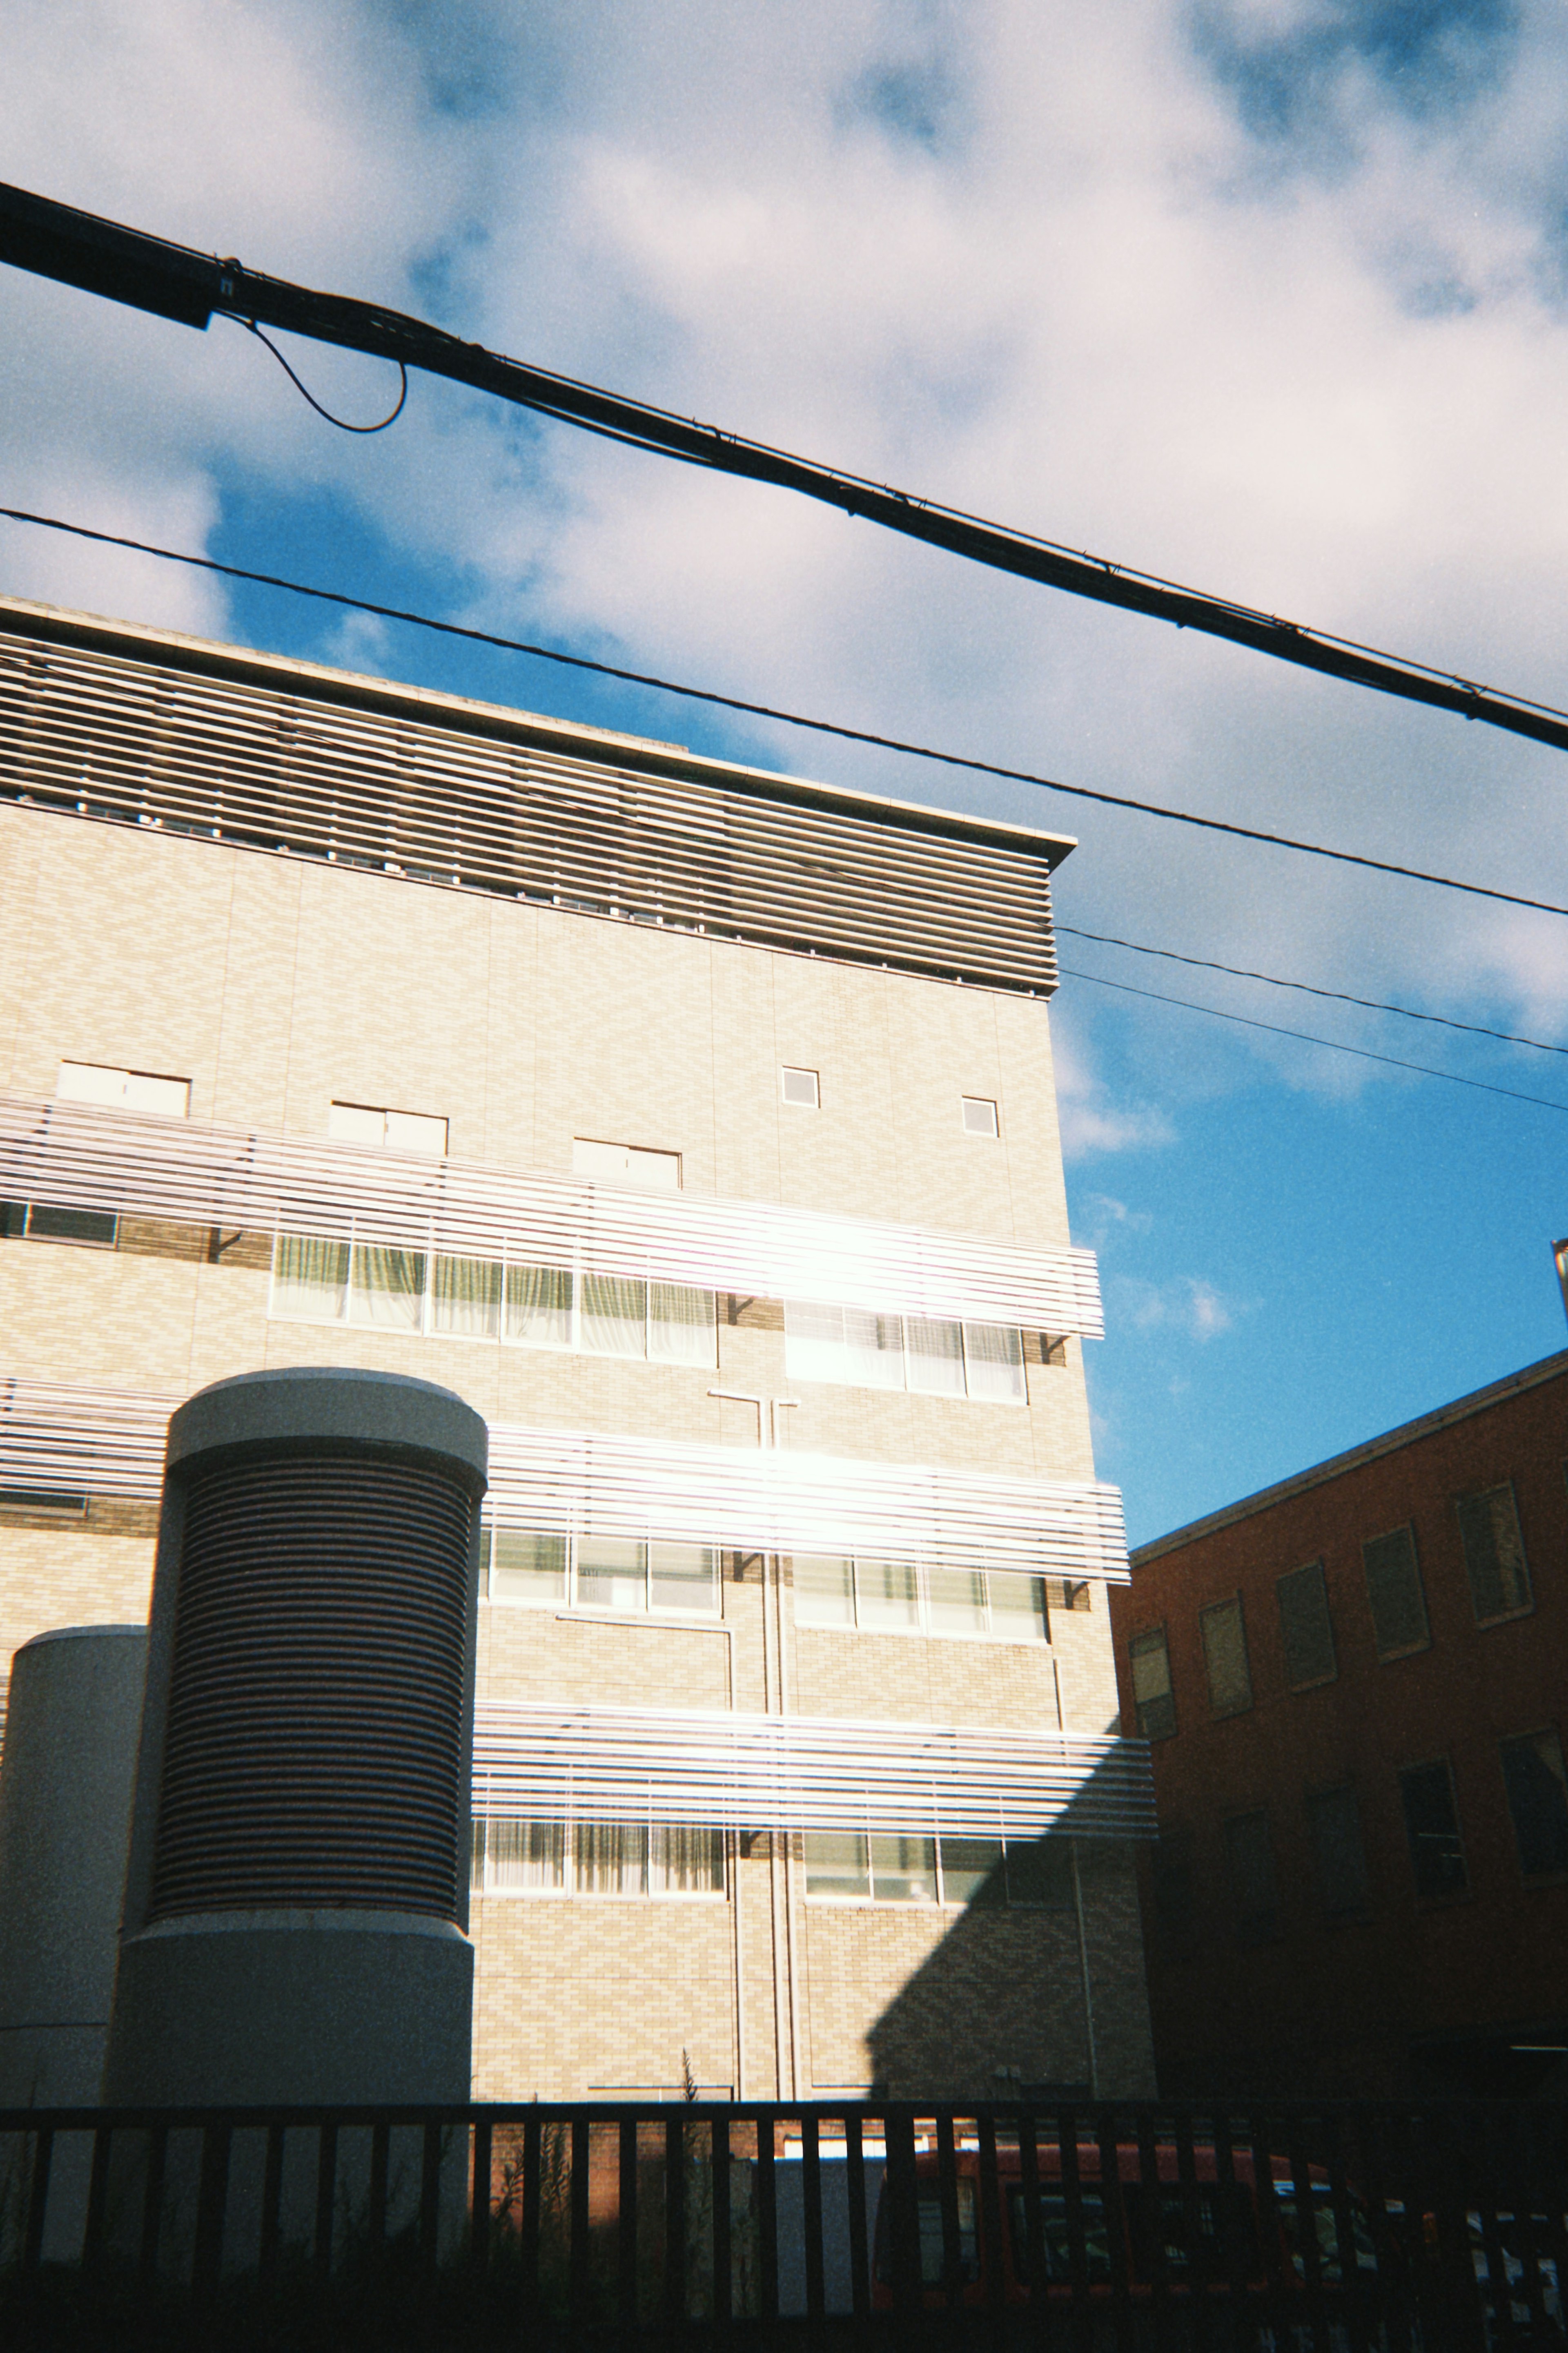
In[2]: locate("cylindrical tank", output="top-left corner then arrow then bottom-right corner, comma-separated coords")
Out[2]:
0,1625 -> 148,2105
103,1367 -> 486,2106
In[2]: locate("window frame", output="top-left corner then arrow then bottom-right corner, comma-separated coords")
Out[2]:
1499,1726 -> 1568,1884
1360,1522 -> 1431,1662
1127,1623 -> 1177,1742
481,1526 -> 722,1621
1454,1481 -> 1534,1628
472,1815 -> 727,1900
802,1827 -> 1074,1910
780,1066 -> 820,1108
783,1299 -> 1029,1406
327,1099 -> 448,1156
1198,1595 -> 1254,1720
790,1552 -> 1051,1646
1303,1783 -> 1371,1922
961,1096 -> 1000,1138
1275,1559 -> 1338,1693
1398,1756 -> 1470,1904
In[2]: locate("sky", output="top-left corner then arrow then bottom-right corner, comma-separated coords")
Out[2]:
3,0 -> 1568,1546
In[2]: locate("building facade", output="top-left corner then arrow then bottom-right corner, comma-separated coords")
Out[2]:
0,592 -> 1155,2104
1113,1352 -> 1568,2101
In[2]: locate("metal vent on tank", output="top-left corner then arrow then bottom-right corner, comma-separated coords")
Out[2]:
149,1455 -> 473,1921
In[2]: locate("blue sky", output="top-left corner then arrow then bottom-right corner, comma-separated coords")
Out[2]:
4,0 -> 1568,1545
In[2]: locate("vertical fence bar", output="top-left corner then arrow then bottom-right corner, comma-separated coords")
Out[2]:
258,2123 -> 285,2290
1058,2109 -> 1095,2353
757,2109 -> 779,2324
1016,2107 -> 1048,2346
21,2126 -> 52,2277
802,2111 -> 825,2324
844,2110 -> 870,2324
1285,2108 -> 1330,2349
618,2116 -> 640,2335
520,2115 -> 543,2321
882,2107 -> 922,2324
368,2121 -> 390,2251
1131,2110 -> 1166,2331
935,2109 -> 964,2311
570,2115 -> 592,2331
1095,2106 -> 1136,2353
313,2122 -> 338,2282
711,2114 -> 732,2331
138,2125 -> 168,2285
1168,2109 -> 1205,2353
663,2112 -> 686,2333
82,2123 -> 113,2272
978,2110 -> 1006,2330
418,2121 -> 442,2270
471,2115 -> 492,2270
193,2122 -> 233,2300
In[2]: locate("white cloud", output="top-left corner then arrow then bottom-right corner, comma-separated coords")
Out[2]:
1117,1274 -> 1247,1342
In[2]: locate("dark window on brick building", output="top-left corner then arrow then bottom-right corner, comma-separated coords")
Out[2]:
1277,1561 -> 1336,1690
1223,1810 -> 1279,1943
1500,1730 -> 1568,1880
1399,1761 -> 1467,1900
1456,1483 -> 1532,1624
1200,1597 -> 1252,1717
1129,1624 -> 1176,1741
1305,1785 -> 1369,1918
1361,1525 -> 1430,1660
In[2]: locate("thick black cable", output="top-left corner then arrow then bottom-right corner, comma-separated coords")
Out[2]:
4,503 -> 1568,928
1058,926 -> 1568,1059
236,319 -> 407,434
1057,966 -> 1568,1113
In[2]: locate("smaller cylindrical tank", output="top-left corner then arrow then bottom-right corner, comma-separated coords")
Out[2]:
0,1624 -> 149,2105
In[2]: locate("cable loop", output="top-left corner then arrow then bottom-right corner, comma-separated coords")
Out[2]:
235,317 -> 407,434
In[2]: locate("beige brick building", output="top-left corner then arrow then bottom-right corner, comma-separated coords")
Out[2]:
0,593 -> 1155,2104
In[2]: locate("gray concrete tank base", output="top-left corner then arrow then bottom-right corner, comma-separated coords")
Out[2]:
103,1369 -> 486,2107
0,1626 -> 148,2105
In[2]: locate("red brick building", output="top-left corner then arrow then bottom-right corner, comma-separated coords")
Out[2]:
1111,1350 -> 1568,2100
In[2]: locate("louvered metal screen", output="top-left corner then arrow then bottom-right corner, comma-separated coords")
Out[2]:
0,611 -> 1064,992
0,1377 -> 1130,1583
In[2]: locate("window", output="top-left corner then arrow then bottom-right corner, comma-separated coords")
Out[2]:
572,1137 -> 682,1190
1500,1730 -> 1568,1880
1305,1786 -> 1370,1918
1128,1625 -> 1177,1742
803,1829 -> 1072,1908
780,1066 -> 820,1108
472,1817 -> 724,1898
1223,1811 -> 1280,1943
1276,1561 -> 1336,1691
482,1528 -> 720,1618
1199,1598 -> 1253,1717
271,1237 -> 716,1368
1456,1483 -> 1532,1624
792,1554 -> 1049,1643
1,1201 -> 118,1247
328,1101 -> 448,1156
961,1097 -> 999,1137
784,1301 -> 1027,1404
1399,1761 -> 1468,1900
1361,1526 -> 1430,1660
56,1061 -> 190,1118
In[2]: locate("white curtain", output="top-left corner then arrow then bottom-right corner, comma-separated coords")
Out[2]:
270,1233 -> 350,1320
647,1282 -> 715,1366
905,1315 -> 966,1396
792,1554 -> 856,1628
487,1528 -> 569,1605
432,1252 -> 501,1338
580,1272 -> 647,1359
505,1262 -> 572,1348
575,1822 -> 647,1895
648,1543 -> 719,1615
484,1818 -> 566,1892
577,1537 -> 647,1612
926,1565 -> 988,1636
842,1308 -> 906,1390
962,1321 -> 1025,1403
985,1572 -> 1049,1643
649,1825 -> 725,1894
854,1557 -> 921,1631
349,1243 -> 425,1330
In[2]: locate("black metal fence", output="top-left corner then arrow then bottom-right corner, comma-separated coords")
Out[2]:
2,2097 -> 1566,2348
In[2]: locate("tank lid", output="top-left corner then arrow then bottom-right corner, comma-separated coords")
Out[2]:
166,1368 -> 488,1491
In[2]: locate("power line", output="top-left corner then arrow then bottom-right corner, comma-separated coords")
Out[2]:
1058,966 -> 1568,1113
7,177 -> 1568,761
1058,926 -> 1568,1059
4,503 -> 1568,926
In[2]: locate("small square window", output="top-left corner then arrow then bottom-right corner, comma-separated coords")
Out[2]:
572,1137 -> 681,1189
962,1096 -> 999,1137
329,1101 -> 448,1157
781,1066 -> 820,1108
57,1061 -> 190,1118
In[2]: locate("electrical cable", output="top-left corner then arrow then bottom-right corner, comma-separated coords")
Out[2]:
4,503 -> 1568,926
235,319 -> 407,434
1057,927 -> 1568,1059
1057,966 -> 1568,1113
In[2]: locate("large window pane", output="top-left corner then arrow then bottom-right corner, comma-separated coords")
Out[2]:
1400,1761 -> 1467,1900
843,1308 -> 906,1389
1362,1526 -> 1429,1659
271,1233 -> 349,1320
1277,1561 -> 1337,1691
962,1322 -> 1026,1404
927,1565 -> 988,1636
1223,1811 -> 1280,1943
804,1831 -> 871,1899
487,1528 -> 568,1606
1200,1599 -> 1253,1717
349,1243 -> 425,1330
577,1537 -> 647,1612
871,1834 -> 938,1902
505,1262 -> 573,1349
1305,1786 -> 1369,1917
938,1836 -> 1006,1905
580,1272 -> 648,1359
649,1825 -> 725,1894
1501,1730 -> 1568,1879
1004,1837 -> 1076,1909
483,1818 -> 565,1893
987,1574 -> 1049,1644
1129,1626 -> 1177,1741
576,1822 -> 647,1896
783,1301 -> 848,1385
793,1555 -> 857,1627
649,1542 -> 719,1615
1457,1484 -> 1532,1622
432,1253 -> 501,1339
855,1558 -> 921,1632
905,1315 -> 966,1397
647,1282 -> 716,1367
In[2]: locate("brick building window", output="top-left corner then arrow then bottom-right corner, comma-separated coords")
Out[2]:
329,1101 -> 448,1155
1361,1526 -> 1430,1660
472,1818 -> 725,1897
1276,1561 -> 1337,1691
1199,1598 -> 1253,1718
792,1553 -> 1048,1643
1305,1786 -> 1370,1919
482,1528 -> 720,1617
1500,1730 -> 1568,1880
780,1066 -> 820,1107
784,1301 -> 1027,1404
58,1060 -> 190,1117
1128,1625 -> 1177,1741
1223,1811 -> 1279,1943
1399,1761 -> 1468,1900
1456,1483 -> 1533,1624
962,1096 -> 1000,1137
803,1829 -> 1073,1909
